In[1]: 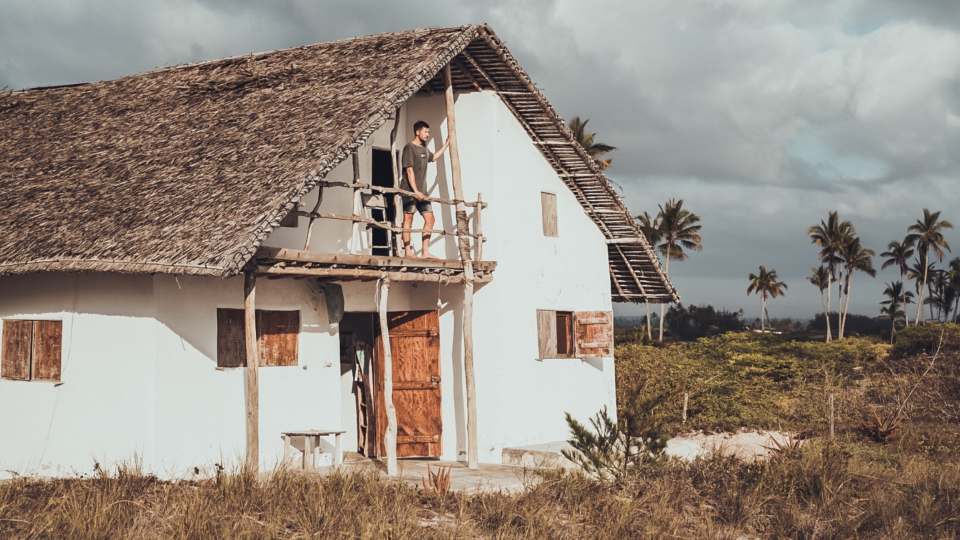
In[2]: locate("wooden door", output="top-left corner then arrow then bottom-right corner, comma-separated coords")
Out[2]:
374,310 -> 442,458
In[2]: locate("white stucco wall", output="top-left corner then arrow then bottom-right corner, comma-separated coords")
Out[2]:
0,88 -> 617,475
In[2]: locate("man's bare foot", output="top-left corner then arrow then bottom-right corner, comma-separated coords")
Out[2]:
420,251 -> 438,259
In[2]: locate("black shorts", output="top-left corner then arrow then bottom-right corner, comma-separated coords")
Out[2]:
402,195 -> 433,215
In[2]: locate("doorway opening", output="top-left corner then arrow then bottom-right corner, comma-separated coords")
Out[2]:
340,312 -> 376,456
371,149 -> 396,256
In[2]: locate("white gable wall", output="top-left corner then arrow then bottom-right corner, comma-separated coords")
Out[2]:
0,88 -> 618,475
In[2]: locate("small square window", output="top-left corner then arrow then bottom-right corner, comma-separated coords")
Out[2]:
217,309 -> 300,367
541,192 -> 558,237
2,320 -> 62,381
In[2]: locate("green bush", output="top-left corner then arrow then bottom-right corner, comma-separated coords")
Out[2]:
890,322 -> 960,358
616,332 -> 888,434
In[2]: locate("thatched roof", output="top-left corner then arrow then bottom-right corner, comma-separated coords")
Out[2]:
0,24 -> 678,303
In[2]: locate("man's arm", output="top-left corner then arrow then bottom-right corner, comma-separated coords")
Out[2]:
431,137 -> 450,162
405,167 -> 424,200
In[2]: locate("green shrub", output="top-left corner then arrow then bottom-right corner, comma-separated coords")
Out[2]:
615,332 -> 888,434
890,322 -> 960,358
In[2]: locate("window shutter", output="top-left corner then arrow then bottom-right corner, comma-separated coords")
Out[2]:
541,192 -> 558,237
2,320 -> 32,380
536,310 -> 557,359
574,311 -> 614,358
556,312 -> 574,357
257,310 -> 300,367
32,321 -> 62,381
217,308 -> 246,368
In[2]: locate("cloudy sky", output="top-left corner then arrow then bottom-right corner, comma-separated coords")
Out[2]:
3,0 -> 959,320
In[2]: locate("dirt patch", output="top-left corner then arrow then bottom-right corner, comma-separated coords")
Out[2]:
665,429 -> 805,462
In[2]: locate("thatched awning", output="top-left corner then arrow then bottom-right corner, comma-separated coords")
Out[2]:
0,24 -> 677,304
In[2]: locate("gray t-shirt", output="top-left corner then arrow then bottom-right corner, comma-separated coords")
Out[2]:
400,141 -> 434,192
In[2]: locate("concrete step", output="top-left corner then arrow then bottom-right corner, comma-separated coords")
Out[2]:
501,441 -> 579,469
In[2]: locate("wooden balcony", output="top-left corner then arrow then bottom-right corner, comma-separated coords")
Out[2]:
255,247 -> 496,284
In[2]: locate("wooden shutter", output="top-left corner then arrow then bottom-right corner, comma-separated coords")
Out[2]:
257,310 -> 299,367
217,308 -> 246,368
556,312 -> 574,358
2,320 -> 32,380
32,321 -> 62,381
536,310 -> 557,359
541,192 -> 558,237
217,309 -> 300,367
574,311 -> 614,358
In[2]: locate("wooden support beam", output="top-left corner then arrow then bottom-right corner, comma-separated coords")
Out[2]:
605,238 -> 647,244
244,268 -> 260,473
255,246 -> 498,272
445,63 -> 479,470
476,193 -> 484,261
302,188 -> 325,251
258,265 -> 494,284
378,279 -> 398,476
351,152 -> 362,255
291,211 -> 486,240
316,180 -> 488,208
390,107 -> 402,256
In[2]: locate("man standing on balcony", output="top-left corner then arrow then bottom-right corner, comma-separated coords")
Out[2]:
401,120 -> 449,259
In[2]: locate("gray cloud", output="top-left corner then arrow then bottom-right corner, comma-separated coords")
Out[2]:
3,0 -> 960,321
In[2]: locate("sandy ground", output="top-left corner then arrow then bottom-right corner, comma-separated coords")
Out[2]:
665,429 -> 805,462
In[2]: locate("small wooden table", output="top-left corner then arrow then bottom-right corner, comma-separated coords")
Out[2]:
281,430 -> 346,469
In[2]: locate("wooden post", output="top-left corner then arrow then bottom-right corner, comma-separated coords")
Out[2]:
351,152 -> 362,255
389,108 -> 402,257
475,193 -> 484,261
378,279 -> 398,476
302,185 -> 325,251
682,393 -> 689,424
244,268 -> 260,473
444,63 -> 479,469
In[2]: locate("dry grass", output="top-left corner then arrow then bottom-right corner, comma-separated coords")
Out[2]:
5,330 -> 960,538
2,444 -> 959,539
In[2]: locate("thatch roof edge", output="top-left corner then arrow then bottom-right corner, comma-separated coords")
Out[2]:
0,259 -> 227,277
477,25 -> 679,304
223,25 -> 483,276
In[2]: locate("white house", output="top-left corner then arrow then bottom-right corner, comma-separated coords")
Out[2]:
0,25 -> 677,478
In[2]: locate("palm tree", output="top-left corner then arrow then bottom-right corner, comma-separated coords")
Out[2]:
838,236 -> 876,338
808,212 -> 853,341
880,283 -> 908,344
747,266 -> 788,332
881,281 -> 913,338
906,209 -> 953,324
568,116 -> 617,169
949,257 -> 960,323
654,199 -> 703,341
808,266 -> 830,332
636,211 -> 661,341
880,239 -> 915,327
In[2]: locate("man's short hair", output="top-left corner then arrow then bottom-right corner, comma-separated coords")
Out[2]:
413,120 -> 429,133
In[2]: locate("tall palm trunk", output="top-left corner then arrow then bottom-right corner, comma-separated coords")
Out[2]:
901,269 -> 909,327
659,245 -> 671,341
917,252 -> 929,324
760,293 -> 766,332
841,272 -> 853,339
836,270 -> 845,338
645,303 -> 652,341
819,288 -> 828,334
824,271 -> 833,342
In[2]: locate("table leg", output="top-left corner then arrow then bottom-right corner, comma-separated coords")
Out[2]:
283,435 -> 292,466
334,433 -> 342,467
303,436 -> 313,470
